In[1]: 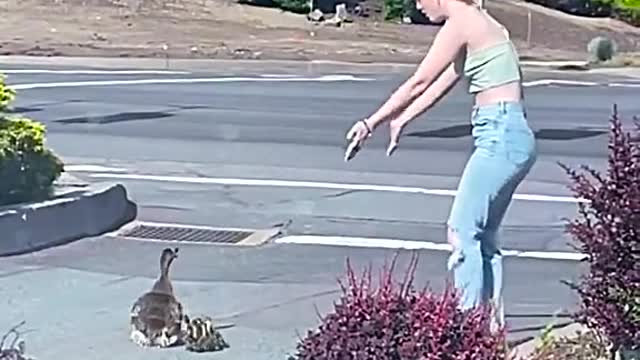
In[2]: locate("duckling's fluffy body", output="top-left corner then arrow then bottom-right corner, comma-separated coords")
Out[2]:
182,315 -> 230,353
129,247 -> 230,352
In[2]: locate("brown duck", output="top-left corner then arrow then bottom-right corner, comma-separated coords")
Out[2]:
129,247 -> 188,348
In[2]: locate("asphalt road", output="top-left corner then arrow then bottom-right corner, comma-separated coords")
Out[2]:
4,66 -> 640,251
0,62 -> 638,360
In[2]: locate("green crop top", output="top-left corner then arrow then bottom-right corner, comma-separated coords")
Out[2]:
463,40 -> 522,94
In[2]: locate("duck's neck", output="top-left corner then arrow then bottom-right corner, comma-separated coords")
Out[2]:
160,256 -> 173,277
160,265 -> 170,278
152,258 -> 173,293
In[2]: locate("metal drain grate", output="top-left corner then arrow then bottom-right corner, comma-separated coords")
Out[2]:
118,224 -> 254,244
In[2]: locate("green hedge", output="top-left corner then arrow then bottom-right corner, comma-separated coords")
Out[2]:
272,0 -> 309,13
0,74 -> 16,112
525,0 -> 640,26
383,0 -> 640,24
0,74 -> 64,206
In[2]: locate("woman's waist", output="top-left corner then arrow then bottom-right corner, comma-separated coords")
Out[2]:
472,81 -> 522,107
471,100 -> 526,117
470,99 -> 530,131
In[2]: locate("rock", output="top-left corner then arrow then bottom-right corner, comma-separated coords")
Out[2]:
324,3 -> 351,27
334,3 -> 349,21
91,32 -> 107,41
307,9 -> 324,22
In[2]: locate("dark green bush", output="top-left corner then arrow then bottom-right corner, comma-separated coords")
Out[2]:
0,74 -> 16,112
0,75 -> 64,206
587,36 -> 617,62
527,326 -> 609,360
612,6 -> 640,26
272,0 -> 309,13
524,0 -> 640,26
383,0 -> 405,20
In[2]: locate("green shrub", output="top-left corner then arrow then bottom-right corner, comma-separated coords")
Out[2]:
0,74 -> 16,113
0,75 -> 64,206
383,0 -> 405,20
527,326 -> 610,360
612,6 -> 640,26
587,36 -> 617,62
524,0 -> 640,26
272,0 -> 309,13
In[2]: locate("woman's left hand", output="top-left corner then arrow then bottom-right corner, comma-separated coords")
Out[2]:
387,118 -> 408,156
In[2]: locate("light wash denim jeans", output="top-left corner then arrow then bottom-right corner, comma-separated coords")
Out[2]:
446,101 -> 537,330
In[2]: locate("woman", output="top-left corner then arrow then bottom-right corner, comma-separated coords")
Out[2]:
345,0 -> 537,330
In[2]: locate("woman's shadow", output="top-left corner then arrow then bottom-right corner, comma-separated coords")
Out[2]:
406,124 -> 606,140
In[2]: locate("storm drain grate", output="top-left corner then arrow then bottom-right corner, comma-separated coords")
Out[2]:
118,224 -> 254,244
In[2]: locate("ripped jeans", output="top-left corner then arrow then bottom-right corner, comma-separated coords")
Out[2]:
446,101 -> 536,330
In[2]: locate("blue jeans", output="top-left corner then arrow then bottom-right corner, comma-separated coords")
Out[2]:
446,101 -> 536,329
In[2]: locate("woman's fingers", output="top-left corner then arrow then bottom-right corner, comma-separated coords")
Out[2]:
387,120 -> 404,156
386,142 -> 397,157
346,123 -> 363,140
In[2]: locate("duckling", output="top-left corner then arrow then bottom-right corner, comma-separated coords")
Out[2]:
182,315 -> 230,353
129,247 -> 188,348
0,321 -> 35,360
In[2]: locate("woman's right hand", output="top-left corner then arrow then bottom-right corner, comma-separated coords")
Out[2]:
346,119 -> 373,144
344,119 -> 373,161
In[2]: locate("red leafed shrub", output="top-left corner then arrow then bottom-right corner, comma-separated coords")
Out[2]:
288,252 -> 508,360
559,104 -> 640,354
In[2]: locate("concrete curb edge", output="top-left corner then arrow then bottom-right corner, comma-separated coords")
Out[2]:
0,182 -> 138,257
0,55 -> 600,73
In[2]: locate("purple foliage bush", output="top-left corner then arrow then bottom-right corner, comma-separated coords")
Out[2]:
288,252 -> 508,360
559,104 -> 640,353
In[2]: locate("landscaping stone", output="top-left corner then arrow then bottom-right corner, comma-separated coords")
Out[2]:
0,174 -> 137,256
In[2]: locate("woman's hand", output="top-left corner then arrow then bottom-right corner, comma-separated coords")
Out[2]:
346,119 -> 373,144
386,118 -> 408,156
344,119 -> 373,161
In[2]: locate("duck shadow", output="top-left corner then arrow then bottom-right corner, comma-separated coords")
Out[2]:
406,124 -> 606,141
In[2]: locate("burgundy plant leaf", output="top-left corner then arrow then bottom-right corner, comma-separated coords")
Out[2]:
560,104 -> 640,352
290,251 -> 507,360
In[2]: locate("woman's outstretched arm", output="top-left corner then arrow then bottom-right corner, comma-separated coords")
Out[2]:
363,18 -> 466,130
392,56 -> 463,126
384,59 -> 463,155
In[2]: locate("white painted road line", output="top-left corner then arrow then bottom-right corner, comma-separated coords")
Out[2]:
85,172 -> 587,203
608,82 -> 640,88
8,75 -> 639,90
274,235 -> 587,261
65,165 -> 128,173
0,69 -> 190,75
259,74 -> 299,78
9,75 -> 374,90
522,79 -> 598,87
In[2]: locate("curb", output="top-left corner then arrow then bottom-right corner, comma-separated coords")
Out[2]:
0,182 -> 137,257
0,55 -> 416,74
0,55 -> 601,74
